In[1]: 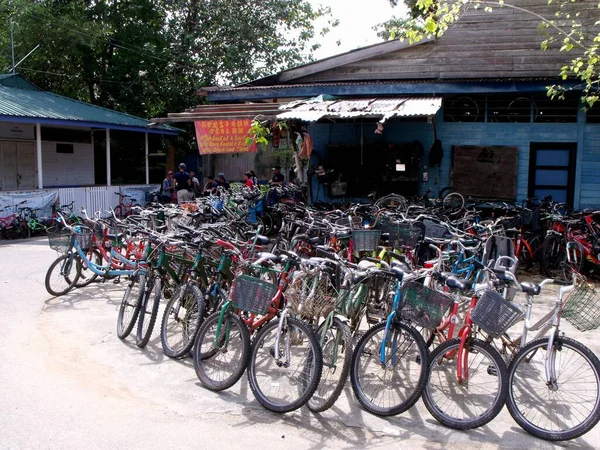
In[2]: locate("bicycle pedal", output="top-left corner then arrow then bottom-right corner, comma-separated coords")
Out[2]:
487,365 -> 498,377
113,278 -> 121,284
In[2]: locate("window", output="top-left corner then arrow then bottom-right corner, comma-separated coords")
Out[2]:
443,96 -> 485,122
56,143 -> 74,154
533,93 -> 578,123
488,95 -> 533,123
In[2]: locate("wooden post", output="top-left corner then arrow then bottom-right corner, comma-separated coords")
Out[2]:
36,123 -> 43,188
145,132 -> 149,185
106,129 -> 111,186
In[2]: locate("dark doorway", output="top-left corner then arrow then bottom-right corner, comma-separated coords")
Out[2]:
528,142 -> 576,205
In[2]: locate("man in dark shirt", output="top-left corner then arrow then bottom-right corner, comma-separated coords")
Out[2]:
174,163 -> 191,204
270,166 -> 284,186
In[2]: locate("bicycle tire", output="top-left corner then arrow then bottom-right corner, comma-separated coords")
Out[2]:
540,234 -> 564,278
44,253 -> 82,296
442,192 -> 465,211
113,206 -> 123,219
160,282 -> 206,358
117,273 -> 145,339
193,311 -> 250,392
307,316 -> 353,413
136,275 -> 162,348
507,336 -> 600,441
75,249 -> 102,288
248,316 -> 323,413
350,320 -> 428,416
422,337 -> 508,430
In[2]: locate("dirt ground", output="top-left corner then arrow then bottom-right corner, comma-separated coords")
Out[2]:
0,237 -> 598,449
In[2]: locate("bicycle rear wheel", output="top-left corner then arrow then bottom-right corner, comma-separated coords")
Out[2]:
350,320 -> 428,416
540,234 -> 564,278
193,311 -> 250,391
248,316 -> 322,413
136,275 -> 162,348
161,282 -> 205,358
307,316 -> 352,413
507,336 -> 600,441
422,337 -> 508,430
45,253 -> 82,296
117,273 -> 144,339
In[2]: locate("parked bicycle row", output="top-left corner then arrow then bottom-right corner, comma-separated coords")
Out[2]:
42,193 -> 600,442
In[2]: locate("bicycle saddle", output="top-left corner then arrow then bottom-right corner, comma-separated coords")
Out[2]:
520,281 -> 541,296
445,276 -> 472,292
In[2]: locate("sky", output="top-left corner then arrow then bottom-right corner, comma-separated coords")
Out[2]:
308,0 -> 407,60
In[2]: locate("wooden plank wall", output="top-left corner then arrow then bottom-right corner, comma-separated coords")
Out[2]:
294,0 -> 598,82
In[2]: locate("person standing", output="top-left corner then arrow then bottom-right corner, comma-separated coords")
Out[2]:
250,170 -> 258,187
174,163 -> 191,204
160,171 -> 176,203
189,170 -> 200,198
216,173 -> 230,190
203,175 -> 217,195
244,171 -> 255,189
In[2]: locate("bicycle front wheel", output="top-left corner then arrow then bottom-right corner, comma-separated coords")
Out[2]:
422,337 -> 508,430
75,249 -> 102,288
308,316 -> 353,413
136,275 -> 162,348
507,336 -> 600,441
350,320 -> 428,416
193,311 -> 250,392
248,316 -> 323,413
161,282 -> 205,358
117,273 -> 145,339
45,253 -> 82,296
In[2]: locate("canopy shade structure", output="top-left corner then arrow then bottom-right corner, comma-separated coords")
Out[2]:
277,97 -> 442,122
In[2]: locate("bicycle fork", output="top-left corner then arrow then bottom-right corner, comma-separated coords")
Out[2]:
273,309 -> 291,368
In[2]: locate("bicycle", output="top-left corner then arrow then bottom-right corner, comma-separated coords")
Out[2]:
114,192 -> 141,219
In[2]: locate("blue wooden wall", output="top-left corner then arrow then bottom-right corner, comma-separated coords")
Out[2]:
308,111 -> 599,209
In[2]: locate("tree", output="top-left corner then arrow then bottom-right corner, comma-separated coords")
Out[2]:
385,0 -> 600,107
0,0 -> 335,119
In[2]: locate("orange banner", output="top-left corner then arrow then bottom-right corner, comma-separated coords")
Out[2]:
194,119 -> 253,155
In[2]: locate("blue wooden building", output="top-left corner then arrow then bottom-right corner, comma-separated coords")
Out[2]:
191,0 -> 600,208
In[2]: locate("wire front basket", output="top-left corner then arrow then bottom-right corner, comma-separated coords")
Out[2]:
47,226 -> 72,253
400,281 -> 453,329
75,228 -> 94,252
352,229 -> 382,252
562,283 -> 600,332
231,274 -> 278,315
286,272 -> 337,322
383,223 -> 423,248
471,289 -> 524,338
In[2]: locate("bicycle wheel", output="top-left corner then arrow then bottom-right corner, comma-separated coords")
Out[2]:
45,253 -> 82,296
562,241 -> 585,282
442,192 -> 465,211
540,234 -> 564,278
422,337 -> 508,430
507,336 -> 600,441
117,273 -> 145,339
75,249 -> 102,288
193,311 -> 250,392
248,316 -> 323,413
136,275 -> 162,348
350,320 -> 428,416
161,282 -> 205,358
308,317 -> 353,413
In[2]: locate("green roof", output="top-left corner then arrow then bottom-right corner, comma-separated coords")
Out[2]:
0,74 -> 177,135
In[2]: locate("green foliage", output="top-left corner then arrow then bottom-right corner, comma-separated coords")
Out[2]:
0,0 -> 334,122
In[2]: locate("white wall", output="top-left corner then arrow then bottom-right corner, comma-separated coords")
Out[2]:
42,141 -> 95,187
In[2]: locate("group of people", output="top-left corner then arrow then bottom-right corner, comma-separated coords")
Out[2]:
161,164 -> 286,204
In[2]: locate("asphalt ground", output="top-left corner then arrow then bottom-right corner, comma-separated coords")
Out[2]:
0,237 -> 599,449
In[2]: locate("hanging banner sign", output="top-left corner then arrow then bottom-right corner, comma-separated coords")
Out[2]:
194,119 -> 252,155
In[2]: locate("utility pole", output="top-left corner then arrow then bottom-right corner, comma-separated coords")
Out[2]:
10,16 -> 15,73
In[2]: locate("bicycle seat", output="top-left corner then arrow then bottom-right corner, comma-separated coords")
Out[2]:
432,271 -> 454,284
390,266 -> 405,281
357,260 -> 378,270
106,232 -> 125,241
520,281 -> 541,296
445,276 -> 472,292
391,260 -> 415,275
505,228 -> 520,237
254,252 -> 280,266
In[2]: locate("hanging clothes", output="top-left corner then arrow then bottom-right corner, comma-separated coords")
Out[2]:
271,121 -> 281,149
299,131 -> 313,160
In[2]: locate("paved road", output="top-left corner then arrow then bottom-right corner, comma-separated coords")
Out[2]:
0,238 -> 599,449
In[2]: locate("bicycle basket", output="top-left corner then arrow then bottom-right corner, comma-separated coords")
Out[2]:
231,274 -> 278,315
471,289 -> 524,338
384,223 -> 423,248
47,226 -> 72,253
400,281 -> 453,329
74,228 -> 94,252
286,272 -> 337,321
561,284 -> 600,332
423,219 -> 450,239
352,229 -> 382,252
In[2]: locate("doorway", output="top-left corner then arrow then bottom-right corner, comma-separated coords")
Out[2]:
528,142 -> 576,205
0,141 -> 36,190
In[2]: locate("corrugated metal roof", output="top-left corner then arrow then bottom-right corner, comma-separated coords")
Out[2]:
277,97 -> 442,121
0,76 -> 175,134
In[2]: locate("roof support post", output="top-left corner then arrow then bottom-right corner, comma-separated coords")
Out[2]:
145,132 -> 149,185
106,128 -> 111,186
35,122 -> 43,188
